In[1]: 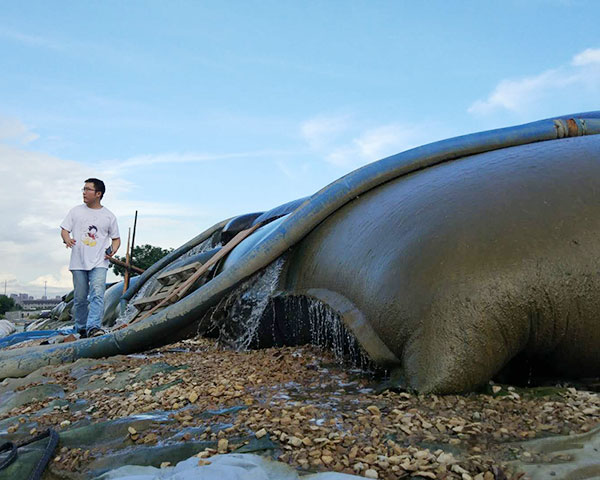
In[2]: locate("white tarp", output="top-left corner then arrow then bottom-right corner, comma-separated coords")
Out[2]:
95,453 -> 363,480
512,424 -> 600,479
0,320 -> 16,338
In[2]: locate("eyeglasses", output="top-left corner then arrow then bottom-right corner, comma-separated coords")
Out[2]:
82,187 -> 96,192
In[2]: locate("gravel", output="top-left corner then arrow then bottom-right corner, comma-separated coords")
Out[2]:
1,337 -> 598,480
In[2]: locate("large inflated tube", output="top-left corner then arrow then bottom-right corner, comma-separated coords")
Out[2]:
221,213 -> 263,244
1,113 -> 599,379
252,196 -> 310,226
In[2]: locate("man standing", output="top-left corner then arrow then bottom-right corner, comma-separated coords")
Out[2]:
60,178 -> 120,337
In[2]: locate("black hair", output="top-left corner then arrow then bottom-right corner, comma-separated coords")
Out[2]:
85,178 -> 106,198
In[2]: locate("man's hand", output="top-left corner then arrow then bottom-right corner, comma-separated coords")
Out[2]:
61,228 -> 75,248
105,237 -> 121,260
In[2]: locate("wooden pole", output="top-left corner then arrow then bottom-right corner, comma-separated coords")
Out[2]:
123,227 -> 132,292
109,256 -> 145,274
130,210 -> 138,262
124,211 -> 139,293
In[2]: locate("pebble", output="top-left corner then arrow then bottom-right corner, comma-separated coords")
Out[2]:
366,405 -> 381,415
4,336 -> 598,480
414,473 -> 436,480
288,436 -> 303,447
217,438 -> 228,453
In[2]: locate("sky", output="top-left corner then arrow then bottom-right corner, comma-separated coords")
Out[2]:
1,0 -> 599,298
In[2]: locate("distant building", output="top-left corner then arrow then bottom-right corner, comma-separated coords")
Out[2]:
20,298 -> 61,310
9,293 -> 61,310
10,293 -> 32,303
11,293 -> 30,305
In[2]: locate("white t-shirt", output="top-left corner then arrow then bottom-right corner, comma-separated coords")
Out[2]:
60,204 -> 120,271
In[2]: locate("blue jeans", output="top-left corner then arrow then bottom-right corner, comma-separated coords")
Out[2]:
72,268 -> 107,333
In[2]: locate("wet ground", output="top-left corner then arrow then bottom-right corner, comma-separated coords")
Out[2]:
0,338 -> 599,479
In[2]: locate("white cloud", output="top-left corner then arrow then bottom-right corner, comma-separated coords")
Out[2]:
0,132 -> 271,297
0,141 -> 215,297
103,149 -> 294,177
354,124 -> 423,160
111,152 -> 219,170
301,115 -> 444,169
469,47 -> 600,115
0,145 -> 96,297
112,199 -> 199,219
572,48 -> 600,66
274,160 -> 297,180
301,114 -> 351,150
0,116 -> 39,144
30,266 -> 73,289
326,124 -> 426,167
0,27 -> 64,51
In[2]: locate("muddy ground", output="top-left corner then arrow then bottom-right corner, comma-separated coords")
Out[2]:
0,337 -> 599,479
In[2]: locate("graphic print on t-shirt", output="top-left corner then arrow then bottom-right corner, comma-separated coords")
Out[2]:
82,225 -> 98,247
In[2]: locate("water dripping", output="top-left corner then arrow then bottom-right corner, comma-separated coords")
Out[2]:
279,295 -> 373,371
208,258 -> 285,350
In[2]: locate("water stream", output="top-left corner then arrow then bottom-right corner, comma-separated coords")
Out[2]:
206,258 -> 372,370
206,257 -> 285,350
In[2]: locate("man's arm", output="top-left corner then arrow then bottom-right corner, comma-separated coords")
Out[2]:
61,228 -> 76,248
105,237 -> 121,258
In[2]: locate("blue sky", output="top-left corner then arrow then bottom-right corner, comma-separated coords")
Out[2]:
1,0 -> 599,297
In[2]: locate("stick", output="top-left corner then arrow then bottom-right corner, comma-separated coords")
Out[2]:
123,227 -> 132,292
130,211 -> 138,264
109,256 -> 145,274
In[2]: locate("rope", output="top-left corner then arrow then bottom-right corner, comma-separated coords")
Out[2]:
0,428 -> 59,480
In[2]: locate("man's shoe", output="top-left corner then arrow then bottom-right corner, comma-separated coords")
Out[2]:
77,329 -> 87,338
87,328 -> 106,338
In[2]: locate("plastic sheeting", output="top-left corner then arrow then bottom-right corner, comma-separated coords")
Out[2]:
512,425 -> 600,479
94,453 -> 363,480
0,320 -> 16,338
0,329 -> 74,349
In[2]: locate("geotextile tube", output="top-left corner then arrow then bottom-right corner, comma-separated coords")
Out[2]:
1,112 -> 600,380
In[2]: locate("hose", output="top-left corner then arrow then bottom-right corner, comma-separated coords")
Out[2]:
0,428 -> 59,480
